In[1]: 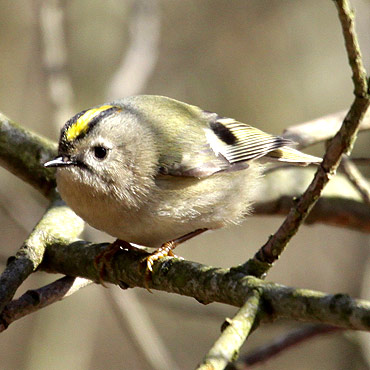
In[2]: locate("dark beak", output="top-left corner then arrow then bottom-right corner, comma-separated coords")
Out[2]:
44,156 -> 75,168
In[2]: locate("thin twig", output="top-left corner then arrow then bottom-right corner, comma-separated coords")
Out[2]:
254,194 -> 370,233
351,157 -> 370,166
341,156 -> 370,206
255,167 -> 370,233
243,0 -> 370,276
197,4 -> 370,357
233,324 -> 342,369
0,276 -> 92,332
335,0 -> 368,96
283,110 -> 370,148
197,290 -> 261,370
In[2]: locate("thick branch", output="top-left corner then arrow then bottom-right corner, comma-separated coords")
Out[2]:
0,112 -> 57,198
38,241 -> 370,331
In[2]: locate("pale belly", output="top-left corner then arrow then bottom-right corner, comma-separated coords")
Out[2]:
56,164 -> 261,248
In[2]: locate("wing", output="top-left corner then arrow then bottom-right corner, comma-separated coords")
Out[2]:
158,112 -> 294,178
205,115 -> 293,164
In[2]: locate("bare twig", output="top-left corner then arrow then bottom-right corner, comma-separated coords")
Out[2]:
255,167 -> 370,233
233,324 -> 342,369
197,290 -> 261,370
199,4 -> 370,359
351,157 -> 370,166
106,0 -> 160,99
255,195 -> 370,233
335,0 -> 368,96
243,0 -> 370,276
341,156 -> 370,206
0,276 -> 92,332
283,110 -> 370,148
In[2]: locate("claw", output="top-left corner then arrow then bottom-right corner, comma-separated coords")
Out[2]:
94,239 -> 136,286
141,228 -> 208,292
141,242 -> 172,292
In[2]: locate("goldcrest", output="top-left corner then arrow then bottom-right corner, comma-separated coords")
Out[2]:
45,95 -> 321,257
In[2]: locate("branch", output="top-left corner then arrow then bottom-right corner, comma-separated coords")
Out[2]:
0,194 -> 84,312
234,324 -> 342,368
255,196 -> 370,232
244,0 -> 370,276
197,290 -> 261,370
341,156 -> 370,206
350,158 -> 370,166
38,240 -> 370,331
0,276 -> 92,332
282,110 -> 370,148
335,0 -> 368,96
254,167 -> 370,233
0,112 -> 57,198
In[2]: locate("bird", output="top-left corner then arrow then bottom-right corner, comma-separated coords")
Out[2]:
44,95 -> 321,273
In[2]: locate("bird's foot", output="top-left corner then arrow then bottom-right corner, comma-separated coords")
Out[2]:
142,241 -> 182,292
94,239 -> 138,287
141,228 -> 208,292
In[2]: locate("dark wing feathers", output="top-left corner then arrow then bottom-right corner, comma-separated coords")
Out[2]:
208,117 -> 293,164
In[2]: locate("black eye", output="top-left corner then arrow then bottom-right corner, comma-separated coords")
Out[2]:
93,146 -> 108,160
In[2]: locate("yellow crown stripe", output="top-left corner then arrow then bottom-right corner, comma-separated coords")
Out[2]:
65,105 -> 114,141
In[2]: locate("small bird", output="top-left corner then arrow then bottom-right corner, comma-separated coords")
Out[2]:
44,95 -> 321,271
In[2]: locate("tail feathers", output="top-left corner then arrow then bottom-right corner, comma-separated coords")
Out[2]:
266,146 -> 322,166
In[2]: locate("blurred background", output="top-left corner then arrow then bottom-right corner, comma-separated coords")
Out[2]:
0,0 -> 369,369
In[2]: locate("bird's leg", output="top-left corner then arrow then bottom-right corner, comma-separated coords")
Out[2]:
144,228 -> 208,274
94,239 -> 144,286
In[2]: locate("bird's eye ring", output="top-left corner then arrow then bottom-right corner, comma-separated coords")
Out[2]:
93,146 -> 108,160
